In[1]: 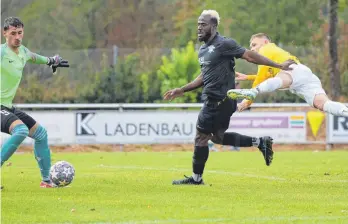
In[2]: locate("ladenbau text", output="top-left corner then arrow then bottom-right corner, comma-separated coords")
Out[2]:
105,123 -> 194,136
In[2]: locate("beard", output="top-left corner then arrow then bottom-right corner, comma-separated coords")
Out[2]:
198,32 -> 211,42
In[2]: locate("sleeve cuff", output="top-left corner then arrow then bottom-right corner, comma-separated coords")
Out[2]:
246,75 -> 257,80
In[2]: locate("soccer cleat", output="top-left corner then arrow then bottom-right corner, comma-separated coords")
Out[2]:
1,186 -> 3,190
40,181 -> 56,188
172,175 -> 204,185
227,88 -> 258,101
258,136 -> 274,166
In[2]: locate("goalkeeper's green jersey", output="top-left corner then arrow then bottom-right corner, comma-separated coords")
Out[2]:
1,43 -> 48,108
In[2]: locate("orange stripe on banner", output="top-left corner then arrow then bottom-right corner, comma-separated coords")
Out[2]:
290,116 -> 304,120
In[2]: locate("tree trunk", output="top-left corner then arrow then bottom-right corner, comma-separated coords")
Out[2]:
328,0 -> 341,100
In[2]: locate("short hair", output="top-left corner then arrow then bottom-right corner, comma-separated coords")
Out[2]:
3,17 -> 24,31
250,33 -> 271,42
201,10 -> 220,26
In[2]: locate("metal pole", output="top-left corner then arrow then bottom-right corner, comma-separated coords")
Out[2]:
113,45 -> 118,66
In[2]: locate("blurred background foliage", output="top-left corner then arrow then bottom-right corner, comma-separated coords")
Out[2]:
1,0 -> 347,103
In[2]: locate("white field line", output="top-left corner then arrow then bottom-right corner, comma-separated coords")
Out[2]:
97,165 -> 348,183
98,165 -> 286,181
3,164 -> 347,183
111,216 -> 348,224
320,179 -> 348,183
44,215 -> 348,224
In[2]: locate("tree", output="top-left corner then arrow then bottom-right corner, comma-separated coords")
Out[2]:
201,0 -> 325,46
329,0 -> 341,100
172,0 -> 204,47
80,53 -> 143,103
157,41 -> 201,103
18,0 -> 113,50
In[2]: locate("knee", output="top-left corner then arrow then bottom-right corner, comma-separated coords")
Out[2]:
12,123 -> 29,138
276,72 -> 292,88
31,125 -> 48,141
313,94 -> 329,110
211,132 -> 224,144
194,130 -> 211,146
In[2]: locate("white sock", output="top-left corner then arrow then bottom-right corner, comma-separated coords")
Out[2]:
192,173 -> 202,182
323,101 -> 348,117
252,137 -> 260,147
255,77 -> 283,93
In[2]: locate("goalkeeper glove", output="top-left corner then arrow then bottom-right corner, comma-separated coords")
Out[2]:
47,55 -> 69,74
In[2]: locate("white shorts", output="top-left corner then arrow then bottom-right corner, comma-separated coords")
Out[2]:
280,64 -> 327,106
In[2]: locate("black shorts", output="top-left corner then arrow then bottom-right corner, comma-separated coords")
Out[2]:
1,105 -> 36,134
196,97 -> 237,134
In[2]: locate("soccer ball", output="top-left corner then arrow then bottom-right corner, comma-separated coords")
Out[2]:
49,161 -> 75,187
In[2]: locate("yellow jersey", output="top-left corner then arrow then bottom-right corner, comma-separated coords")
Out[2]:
243,43 -> 300,106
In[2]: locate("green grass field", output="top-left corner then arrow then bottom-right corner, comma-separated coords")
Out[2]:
1,150 -> 348,224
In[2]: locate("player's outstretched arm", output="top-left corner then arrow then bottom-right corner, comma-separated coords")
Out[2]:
180,73 -> 203,93
25,47 -> 50,65
24,47 -> 69,74
241,50 -> 295,71
163,73 -> 203,101
235,72 -> 256,81
237,99 -> 252,112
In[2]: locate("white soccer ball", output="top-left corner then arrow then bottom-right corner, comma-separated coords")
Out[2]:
49,161 -> 75,187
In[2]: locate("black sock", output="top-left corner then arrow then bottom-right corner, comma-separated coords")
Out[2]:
192,146 -> 209,176
222,132 -> 260,147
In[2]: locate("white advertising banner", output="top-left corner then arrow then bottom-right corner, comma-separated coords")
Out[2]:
1,110 -> 307,145
228,112 -> 307,143
74,111 -> 197,144
327,114 -> 348,143
0,111 -> 75,145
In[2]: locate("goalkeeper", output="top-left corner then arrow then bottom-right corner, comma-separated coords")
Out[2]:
1,17 -> 69,188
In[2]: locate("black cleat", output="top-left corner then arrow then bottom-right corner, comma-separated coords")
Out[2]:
258,136 -> 274,166
1,186 -> 3,190
172,175 -> 204,185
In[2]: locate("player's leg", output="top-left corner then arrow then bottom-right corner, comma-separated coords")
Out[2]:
257,72 -> 292,92
302,90 -> 348,117
287,64 -> 348,116
211,129 -> 259,147
316,95 -> 348,117
13,108 -> 53,187
30,123 -> 53,187
172,133 -> 211,185
1,106 -> 29,166
227,71 -> 292,100
192,129 -> 211,182
172,101 -> 214,185
210,99 -> 274,166
286,66 -> 348,116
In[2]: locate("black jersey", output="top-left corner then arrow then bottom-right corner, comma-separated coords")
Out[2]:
198,33 -> 246,101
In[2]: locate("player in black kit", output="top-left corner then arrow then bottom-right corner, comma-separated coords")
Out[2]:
163,10 -> 296,185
